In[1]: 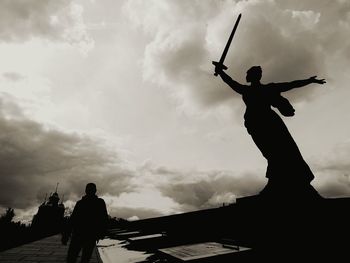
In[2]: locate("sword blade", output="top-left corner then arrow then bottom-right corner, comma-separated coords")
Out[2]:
219,13 -> 241,64
213,13 -> 241,76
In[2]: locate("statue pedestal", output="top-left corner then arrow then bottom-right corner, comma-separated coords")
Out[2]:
234,184 -> 350,260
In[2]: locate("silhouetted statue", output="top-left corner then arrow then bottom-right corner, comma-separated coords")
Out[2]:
62,183 -> 108,263
215,65 -> 325,197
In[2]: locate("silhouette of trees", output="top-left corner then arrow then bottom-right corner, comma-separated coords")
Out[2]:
0,208 -> 15,224
0,206 -> 66,251
0,208 -> 32,251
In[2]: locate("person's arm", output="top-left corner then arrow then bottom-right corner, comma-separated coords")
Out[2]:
273,76 -> 326,92
215,66 -> 245,94
61,202 -> 79,245
97,199 -> 109,241
102,200 -> 108,231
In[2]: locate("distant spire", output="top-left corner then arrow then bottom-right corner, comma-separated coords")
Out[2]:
42,193 -> 48,205
60,194 -> 65,204
55,182 -> 59,193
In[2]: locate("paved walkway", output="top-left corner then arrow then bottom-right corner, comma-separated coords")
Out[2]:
0,235 -> 102,263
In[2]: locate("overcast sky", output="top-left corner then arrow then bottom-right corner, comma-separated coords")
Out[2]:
0,0 -> 350,222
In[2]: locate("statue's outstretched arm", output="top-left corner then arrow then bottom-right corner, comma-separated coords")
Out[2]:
275,76 -> 326,92
215,67 -> 245,94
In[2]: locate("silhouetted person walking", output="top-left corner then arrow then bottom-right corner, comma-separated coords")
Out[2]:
215,65 -> 325,196
62,183 -> 108,263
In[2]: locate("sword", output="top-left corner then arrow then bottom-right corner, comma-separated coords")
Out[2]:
212,13 -> 242,76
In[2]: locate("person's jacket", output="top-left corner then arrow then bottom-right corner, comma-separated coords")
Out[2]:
63,195 -> 108,241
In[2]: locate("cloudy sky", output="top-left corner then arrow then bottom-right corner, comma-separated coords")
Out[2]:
0,0 -> 350,222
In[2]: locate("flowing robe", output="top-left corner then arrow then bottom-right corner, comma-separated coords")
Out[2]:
241,84 -> 314,184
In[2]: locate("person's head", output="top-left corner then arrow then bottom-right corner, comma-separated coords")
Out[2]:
85,183 -> 97,196
246,66 -> 262,83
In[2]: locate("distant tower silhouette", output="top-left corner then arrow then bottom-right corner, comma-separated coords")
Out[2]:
31,183 -> 65,236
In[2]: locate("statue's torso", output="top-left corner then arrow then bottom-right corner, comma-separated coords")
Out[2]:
242,84 -> 275,117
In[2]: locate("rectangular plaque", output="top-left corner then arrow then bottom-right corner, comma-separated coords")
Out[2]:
159,242 -> 250,262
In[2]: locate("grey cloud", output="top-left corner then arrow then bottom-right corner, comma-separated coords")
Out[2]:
0,0 -> 92,47
154,143 -> 350,210
317,177 -> 350,198
2,72 -> 25,82
125,0 -> 347,113
0,95 -> 135,210
156,170 -> 265,211
313,142 -> 350,197
315,172 -> 350,198
108,206 -> 163,220
0,95 -> 264,218
156,161 -> 350,212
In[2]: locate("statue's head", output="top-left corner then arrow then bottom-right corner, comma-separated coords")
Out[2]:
85,183 -> 97,196
246,66 -> 262,83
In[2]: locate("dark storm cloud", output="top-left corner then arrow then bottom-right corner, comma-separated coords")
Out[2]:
153,168 -> 265,211
152,152 -> 350,211
154,158 -> 350,211
0,95 -> 135,210
125,0 -> 348,113
0,0 -> 92,47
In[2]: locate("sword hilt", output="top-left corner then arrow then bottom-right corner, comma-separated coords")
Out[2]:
212,61 -> 228,76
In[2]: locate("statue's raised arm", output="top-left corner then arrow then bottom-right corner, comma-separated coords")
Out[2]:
215,66 -> 245,94
272,76 -> 326,92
